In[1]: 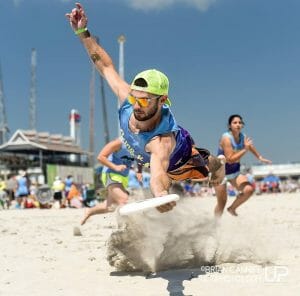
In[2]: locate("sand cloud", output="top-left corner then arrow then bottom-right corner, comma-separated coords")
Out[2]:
108,197 -> 274,272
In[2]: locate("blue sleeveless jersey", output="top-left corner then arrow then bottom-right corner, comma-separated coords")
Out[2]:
16,177 -> 29,196
119,100 -> 193,171
217,131 -> 245,176
102,143 -> 134,177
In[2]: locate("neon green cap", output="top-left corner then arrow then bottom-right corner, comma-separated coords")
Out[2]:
130,69 -> 171,106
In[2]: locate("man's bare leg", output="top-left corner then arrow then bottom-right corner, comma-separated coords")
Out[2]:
214,183 -> 228,217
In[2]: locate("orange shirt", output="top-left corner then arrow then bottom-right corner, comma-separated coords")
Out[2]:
67,184 -> 80,200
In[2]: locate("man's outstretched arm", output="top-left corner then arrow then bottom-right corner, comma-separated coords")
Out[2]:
65,2 -> 130,102
147,135 -> 176,213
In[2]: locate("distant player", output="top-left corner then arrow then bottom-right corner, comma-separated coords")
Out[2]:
214,114 -> 272,216
81,138 -> 136,225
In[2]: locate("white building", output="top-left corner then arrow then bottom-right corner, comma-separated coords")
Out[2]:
251,163 -> 300,179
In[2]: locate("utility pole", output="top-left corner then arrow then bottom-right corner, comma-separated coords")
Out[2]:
118,35 -> 126,80
95,36 -> 110,145
0,62 -> 9,144
99,74 -> 110,144
29,48 -> 37,131
117,35 -> 126,136
89,42 -> 96,167
88,36 -> 110,167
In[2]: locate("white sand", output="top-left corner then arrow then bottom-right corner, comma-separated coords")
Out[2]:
1,193 -> 300,296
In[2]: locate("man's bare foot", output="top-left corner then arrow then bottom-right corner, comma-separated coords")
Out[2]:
80,208 -> 92,225
227,207 -> 238,216
208,155 -> 226,186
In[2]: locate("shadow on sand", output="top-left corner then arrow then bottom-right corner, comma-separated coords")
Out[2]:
110,266 -> 219,296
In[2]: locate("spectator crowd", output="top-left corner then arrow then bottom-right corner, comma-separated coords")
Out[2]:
0,169 -> 299,211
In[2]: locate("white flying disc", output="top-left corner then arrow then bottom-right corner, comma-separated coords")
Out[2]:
119,194 -> 180,216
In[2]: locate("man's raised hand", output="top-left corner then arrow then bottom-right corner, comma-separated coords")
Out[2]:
65,2 -> 88,32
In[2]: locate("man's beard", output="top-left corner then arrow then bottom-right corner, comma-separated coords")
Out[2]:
133,101 -> 159,121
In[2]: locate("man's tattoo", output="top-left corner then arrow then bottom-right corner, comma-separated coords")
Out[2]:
91,53 -> 101,63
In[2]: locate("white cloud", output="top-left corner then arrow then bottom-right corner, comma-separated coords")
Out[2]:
12,0 -> 23,8
10,0 -> 215,11
11,0 -> 72,7
128,0 -> 174,11
128,0 -> 217,12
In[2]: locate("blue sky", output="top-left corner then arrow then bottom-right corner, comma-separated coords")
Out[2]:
0,0 -> 299,165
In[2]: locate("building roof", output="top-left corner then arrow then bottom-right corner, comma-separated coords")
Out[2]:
252,163 -> 300,178
0,130 -> 87,155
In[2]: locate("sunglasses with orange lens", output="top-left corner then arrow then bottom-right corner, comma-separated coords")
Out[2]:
127,94 -> 161,107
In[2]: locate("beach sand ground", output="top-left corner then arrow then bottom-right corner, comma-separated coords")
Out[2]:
1,193 -> 299,296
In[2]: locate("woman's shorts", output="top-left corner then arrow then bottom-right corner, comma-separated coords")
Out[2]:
101,173 -> 129,189
225,171 -> 240,181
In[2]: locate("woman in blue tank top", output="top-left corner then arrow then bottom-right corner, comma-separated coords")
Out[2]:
215,114 -> 272,216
